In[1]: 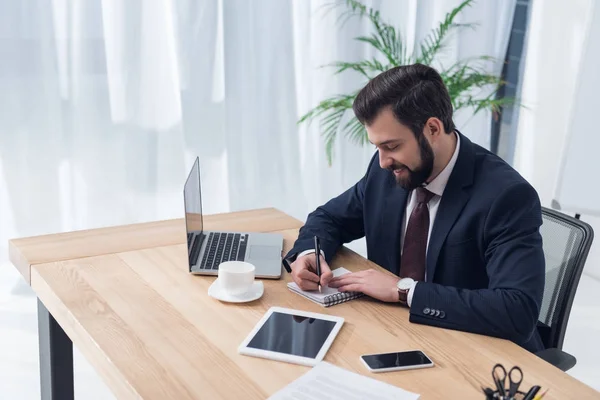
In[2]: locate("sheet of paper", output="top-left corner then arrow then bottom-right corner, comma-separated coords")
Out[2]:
268,362 -> 420,400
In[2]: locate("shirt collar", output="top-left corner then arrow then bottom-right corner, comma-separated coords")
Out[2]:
423,131 -> 460,197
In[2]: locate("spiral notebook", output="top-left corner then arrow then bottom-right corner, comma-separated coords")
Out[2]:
287,267 -> 364,307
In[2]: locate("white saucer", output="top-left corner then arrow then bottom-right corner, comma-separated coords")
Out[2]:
208,278 -> 264,303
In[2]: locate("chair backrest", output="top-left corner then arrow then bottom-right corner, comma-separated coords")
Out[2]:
537,207 -> 594,350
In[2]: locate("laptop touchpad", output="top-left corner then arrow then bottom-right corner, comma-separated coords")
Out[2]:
248,245 -> 280,260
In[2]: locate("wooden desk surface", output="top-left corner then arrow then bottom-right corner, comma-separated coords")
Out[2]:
8,208 -> 599,399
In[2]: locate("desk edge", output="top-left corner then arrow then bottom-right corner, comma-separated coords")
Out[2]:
9,207 -> 304,285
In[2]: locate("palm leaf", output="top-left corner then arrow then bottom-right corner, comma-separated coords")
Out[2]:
342,116 -> 368,146
415,0 -> 475,65
321,108 -> 347,165
298,93 -> 355,126
338,0 -> 403,66
300,0 -> 516,166
443,62 -> 507,112
338,0 -> 369,18
298,92 -> 357,164
464,91 -> 518,115
323,59 -> 389,78
354,35 -> 397,66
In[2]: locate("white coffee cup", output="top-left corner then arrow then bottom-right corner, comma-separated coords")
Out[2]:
218,261 -> 255,296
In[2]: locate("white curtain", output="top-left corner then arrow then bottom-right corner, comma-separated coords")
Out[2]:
0,0 -> 514,263
512,0 -> 600,280
0,0 -> 515,246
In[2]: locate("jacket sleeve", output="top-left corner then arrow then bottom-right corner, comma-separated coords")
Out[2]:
285,153 -> 378,265
409,182 -> 545,346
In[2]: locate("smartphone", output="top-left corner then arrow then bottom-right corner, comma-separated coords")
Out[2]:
360,350 -> 434,373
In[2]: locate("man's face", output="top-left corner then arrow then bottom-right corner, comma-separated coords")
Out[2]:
366,107 -> 434,190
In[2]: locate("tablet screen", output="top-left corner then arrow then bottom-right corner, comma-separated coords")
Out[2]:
246,311 -> 337,359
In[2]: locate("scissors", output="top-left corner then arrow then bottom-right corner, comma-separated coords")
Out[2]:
492,363 -> 523,399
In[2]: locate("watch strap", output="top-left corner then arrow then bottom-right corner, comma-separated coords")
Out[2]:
397,287 -> 409,305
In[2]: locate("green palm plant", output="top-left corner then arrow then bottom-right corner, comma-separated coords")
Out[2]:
299,0 -> 515,165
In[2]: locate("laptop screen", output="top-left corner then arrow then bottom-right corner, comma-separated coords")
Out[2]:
184,157 -> 203,237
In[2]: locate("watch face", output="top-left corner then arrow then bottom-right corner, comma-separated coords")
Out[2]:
397,278 -> 414,291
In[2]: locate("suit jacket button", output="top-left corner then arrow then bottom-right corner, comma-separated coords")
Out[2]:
434,310 -> 440,317
423,308 -> 431,315
440,311 -> 446,319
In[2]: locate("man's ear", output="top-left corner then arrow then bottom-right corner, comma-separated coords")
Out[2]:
426,117 -> 443,137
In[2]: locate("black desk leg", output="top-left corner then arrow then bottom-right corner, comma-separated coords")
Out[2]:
38,299 -> 74,400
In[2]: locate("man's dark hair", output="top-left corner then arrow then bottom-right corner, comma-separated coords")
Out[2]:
352,63 -> 456,137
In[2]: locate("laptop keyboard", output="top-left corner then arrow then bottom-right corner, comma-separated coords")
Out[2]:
192,232 -> 248,270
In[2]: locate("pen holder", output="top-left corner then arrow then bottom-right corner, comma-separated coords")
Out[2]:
485,364 -> 543,400
482,389 -> 527,399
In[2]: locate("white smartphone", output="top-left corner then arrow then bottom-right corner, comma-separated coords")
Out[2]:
360,350 -> 434,373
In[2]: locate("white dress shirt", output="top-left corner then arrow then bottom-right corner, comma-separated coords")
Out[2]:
404,132 -> 460,306
297,132 -> 461,307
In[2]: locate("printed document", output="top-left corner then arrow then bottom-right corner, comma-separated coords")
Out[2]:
268,361 -> 420,400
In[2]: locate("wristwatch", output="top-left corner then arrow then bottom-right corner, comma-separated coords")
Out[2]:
396,277 -> 415,305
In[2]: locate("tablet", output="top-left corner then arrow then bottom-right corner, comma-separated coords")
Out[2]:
238,306 -> 344,366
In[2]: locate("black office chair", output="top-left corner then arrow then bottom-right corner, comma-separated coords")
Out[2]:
534,207 -> 594,371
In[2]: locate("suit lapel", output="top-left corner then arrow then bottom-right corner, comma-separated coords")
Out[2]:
382,176 -> 409,275
426,131 -> 475,282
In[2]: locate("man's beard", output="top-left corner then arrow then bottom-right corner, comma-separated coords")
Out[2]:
389,134 -> 434,190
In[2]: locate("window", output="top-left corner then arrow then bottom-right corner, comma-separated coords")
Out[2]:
490,0 -> 532,164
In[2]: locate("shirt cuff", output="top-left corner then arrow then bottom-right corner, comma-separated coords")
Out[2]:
297,249 -> 325,259
407,281 -> 418,307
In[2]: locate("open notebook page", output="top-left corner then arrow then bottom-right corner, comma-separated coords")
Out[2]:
268,361 -> 420,400
287,267 -> 352,302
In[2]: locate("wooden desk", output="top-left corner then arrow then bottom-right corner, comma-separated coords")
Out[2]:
8,208 -> 599,399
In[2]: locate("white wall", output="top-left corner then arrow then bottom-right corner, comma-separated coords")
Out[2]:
513,0 -> 600,280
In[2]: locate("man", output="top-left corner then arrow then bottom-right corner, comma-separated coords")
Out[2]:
284,63 -> 546,353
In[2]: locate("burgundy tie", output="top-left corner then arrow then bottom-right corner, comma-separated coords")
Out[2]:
399,187 -> 435,281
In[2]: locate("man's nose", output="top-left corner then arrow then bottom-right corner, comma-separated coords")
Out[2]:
379,153 -> 393,169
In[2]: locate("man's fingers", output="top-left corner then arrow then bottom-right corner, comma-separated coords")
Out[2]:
318,258 -> 333,286
338,283 -> 363,293
291,268 -> 319,291
297,268 -> 320,283
298,280 -> 319,291
291,270 -> 305,288
320,269 -> 334,287
328,274 -> 362,288
317,255 -> 332,273
328,269 -> 371,285
328,278 -> 343,288
291,253 -> 339,291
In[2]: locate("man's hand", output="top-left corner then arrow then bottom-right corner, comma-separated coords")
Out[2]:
290,253 -> 333,291
328,269 -> 399,302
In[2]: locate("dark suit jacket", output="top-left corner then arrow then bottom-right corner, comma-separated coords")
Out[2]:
285,132 -> 546,353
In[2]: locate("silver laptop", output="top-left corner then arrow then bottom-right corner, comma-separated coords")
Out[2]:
183,157 -> 283,279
